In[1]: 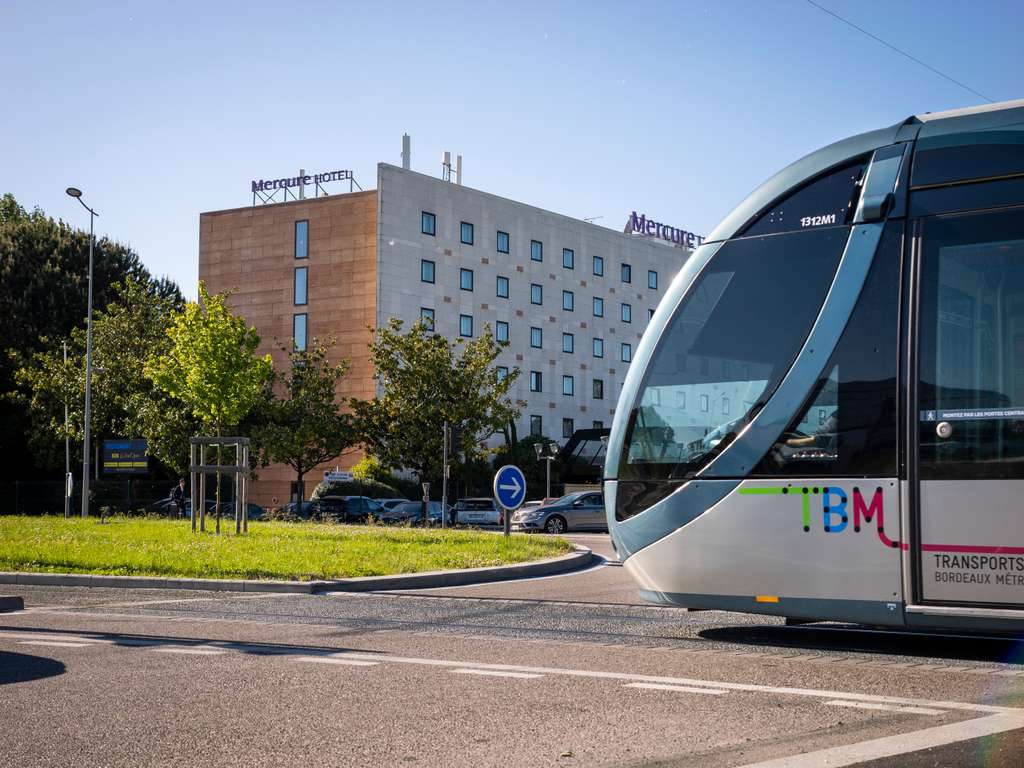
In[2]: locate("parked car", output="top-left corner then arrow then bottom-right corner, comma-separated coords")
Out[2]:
278,500 -> 317,519
191,501 -> 265,520
378,498 -> 409,511
454,497 -> 502,527
510,490 -> 606,534
314,495 -> 383,523
378,500 -> 450,526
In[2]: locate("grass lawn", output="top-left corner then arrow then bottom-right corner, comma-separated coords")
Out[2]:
0,516 -> 573,581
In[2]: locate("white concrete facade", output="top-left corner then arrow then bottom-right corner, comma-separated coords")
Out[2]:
375,163 -> 691,444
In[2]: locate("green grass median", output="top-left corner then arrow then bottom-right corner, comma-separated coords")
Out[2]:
0,516 -> 573,582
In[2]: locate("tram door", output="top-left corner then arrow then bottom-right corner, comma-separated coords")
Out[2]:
915,206 -> 1024,608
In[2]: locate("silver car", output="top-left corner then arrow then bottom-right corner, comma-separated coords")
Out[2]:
454,498 -> 502,526
510,491 -> 606,534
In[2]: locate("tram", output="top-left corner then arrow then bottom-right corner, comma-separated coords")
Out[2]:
606,98 -> 1024,633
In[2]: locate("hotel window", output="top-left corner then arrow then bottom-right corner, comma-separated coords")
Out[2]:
530,415 -> 542,437
700,393 -> 710,412
496,275 -> 509,299
460,221 -> 474,245
531,283 -> 543,305
496,321 -> 509,342
592,255 -> 603,276
530,327 -> 542,348
530,370 -> 542,392
562,418 -> 575,438
420,307 -> 435,329
562,375 -> 574,396
293,313 -> 307,352
722,397 -> 730,416
294,220 -> 308,259
621,303 -> 632,323
593,378 -> 604,399
421,211 -> 436,236
621,342 -> 632,362
593,420 -> 604,429
648,308 -> 655,321
421,259 -> 435,284
497,230 -> 510,253
592,338 -> 604,358
459,314 -> 473,337
648,270 -> 658,290
621,263 -> 632,283
562,333 -> 574,354
531,240 -> 543,262
562,248 -> 574,269
497,365 -> 509,381
562,290 -> 574,311
294,266 -> 308,306
460,268 -> 474,291
593,296 -> 604,317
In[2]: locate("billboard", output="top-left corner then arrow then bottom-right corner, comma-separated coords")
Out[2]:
102,439 -> 149,474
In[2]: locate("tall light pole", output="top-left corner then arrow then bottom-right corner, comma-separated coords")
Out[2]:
533,441 -> 560,500
66,187 -> 98,518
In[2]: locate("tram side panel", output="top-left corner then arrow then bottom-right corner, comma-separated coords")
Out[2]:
623,478 -> 905,626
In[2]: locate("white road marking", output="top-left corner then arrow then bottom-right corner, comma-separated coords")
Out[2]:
824,700 -> 946,716
18,640 -> 92,648
625,682 -> 728,695
451,668 -> 543,679
294,657 -> 380,667
152,647 -> 226,656
736,712 -> 1024,768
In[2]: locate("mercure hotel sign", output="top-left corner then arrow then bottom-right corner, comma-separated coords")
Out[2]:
630,211 -> 704,248
251,169 -> 353,194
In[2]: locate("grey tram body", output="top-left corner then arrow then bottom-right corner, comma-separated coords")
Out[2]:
606,99 -> 1024,633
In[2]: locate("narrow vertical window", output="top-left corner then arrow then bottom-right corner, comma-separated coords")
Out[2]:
294,266 -> 308,306
531,240 -> 543,262
460,221 -> 474,245
497,366 -> 509,381
621,263 -> 632,283
621,343 -> 632,362
648,270 -> 658,290
530,327 -> 542,348
497,231 -> 510,253
592,420 -> 604,429
562,375 -> 574,396
421,259 -> 435,283
421,211 -> 436,236
496,275 -> 509,298
496,321 -> 509,342
420,307 -> 435,329
294,220 -> 308,259
531,283 -> 543,305
593,379 -> 604,399
593,297 -> 604,317
592,338 -> 604,358
459,314 -> 473,337
530,371 -> 542,391
562,418 -> 575,438
293,313 -> 307,352
562,333 -> 574,353
530,415 -> 542,437
621,303 -> 632,323
562,248 -> 574,269
592,255 -> 604,276
460,268 -> 474,291
562,290 -> 574,311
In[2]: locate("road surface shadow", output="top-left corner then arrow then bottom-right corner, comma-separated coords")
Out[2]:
0,651 -> 65,685
700,623 -> 1024,665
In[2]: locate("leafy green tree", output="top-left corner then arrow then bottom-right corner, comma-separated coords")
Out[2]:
1,192 -> 179,480
11,278 -> 192,475
352,317 -> 522,489
351,454 -> 394,486
146,282 -> 273,532
253,339 -> 355,503
491,434 -> 565,500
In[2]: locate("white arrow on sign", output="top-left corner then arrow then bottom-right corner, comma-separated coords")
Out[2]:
498,476 -> 522,495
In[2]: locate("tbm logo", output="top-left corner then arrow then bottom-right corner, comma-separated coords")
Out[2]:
738,486 -> 906,550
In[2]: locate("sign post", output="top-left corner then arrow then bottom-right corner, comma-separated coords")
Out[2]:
421,482 -> 430,527
493,465 -> 527,538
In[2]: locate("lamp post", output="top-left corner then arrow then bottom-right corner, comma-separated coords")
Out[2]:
533,441 -> 560,500
66,187 -> 98,518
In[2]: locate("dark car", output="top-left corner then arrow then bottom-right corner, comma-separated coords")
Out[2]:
510,490 -> 606,534
377,500 -> 450,526
313,495 -> 383,523
279,500 -> 317,519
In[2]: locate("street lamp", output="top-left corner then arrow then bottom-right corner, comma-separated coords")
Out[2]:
533,441 -> 560,500
66,186 -> 98,518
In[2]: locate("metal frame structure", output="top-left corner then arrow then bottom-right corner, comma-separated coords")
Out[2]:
252,170 -> 362,206
188,437 -> 251,534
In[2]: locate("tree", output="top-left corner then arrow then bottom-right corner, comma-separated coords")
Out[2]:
1,192 -> 178,480
11,278 -> 192,476
253,339 -> 355,503
146,282 -> 273,532
352,317 -> 522,489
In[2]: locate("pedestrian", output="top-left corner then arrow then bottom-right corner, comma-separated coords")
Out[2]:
171,478 -> 187,518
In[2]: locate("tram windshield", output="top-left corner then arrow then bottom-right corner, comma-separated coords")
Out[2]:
619,227 -> 850,481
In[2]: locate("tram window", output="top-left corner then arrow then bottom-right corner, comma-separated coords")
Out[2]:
618,226 -> 847,482
742,157 -> 867,237
918,207 -> 1024,480
753,222 -> 902,478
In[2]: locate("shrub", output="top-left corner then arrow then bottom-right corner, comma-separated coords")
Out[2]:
309,479 -> 405,500
351,455 -> 395,486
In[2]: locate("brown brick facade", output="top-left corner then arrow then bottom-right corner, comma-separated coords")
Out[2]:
198,191 -> 378,507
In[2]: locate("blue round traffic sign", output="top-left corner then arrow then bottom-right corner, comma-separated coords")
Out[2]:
493,465 -> 527,511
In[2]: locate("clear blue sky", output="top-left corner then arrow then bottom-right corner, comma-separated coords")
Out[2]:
2,0 -> 1020,298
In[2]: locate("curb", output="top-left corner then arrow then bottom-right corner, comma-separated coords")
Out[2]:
0,545 -> 595,596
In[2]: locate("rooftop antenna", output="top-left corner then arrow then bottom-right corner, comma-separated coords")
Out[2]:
401,134 -> 411,170
583,215 -> 603,224
442,151 -> 452,182
455,154 -> 462,185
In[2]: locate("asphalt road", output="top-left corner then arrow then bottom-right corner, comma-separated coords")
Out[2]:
2,533 -> 1023,767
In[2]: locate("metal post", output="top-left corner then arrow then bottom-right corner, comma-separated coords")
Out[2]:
63,341 -> 70,519
190,442 -> 198,533
545,457 -> 551,500
242,444 -> 249,534
199,444 -> 207,532
441,421 -> 449,529
81,208 -> 95,518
